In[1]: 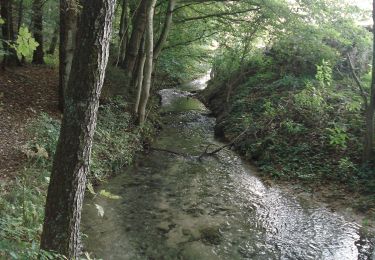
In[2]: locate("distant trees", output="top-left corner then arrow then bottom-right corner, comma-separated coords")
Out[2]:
40,0 -> 116,257
153,0 -> 176,61
136,0 -> 156,124
1,0 -> 20,67
58,0 -> 79,111
31,0 -> 44,64
122,0 -> 147,79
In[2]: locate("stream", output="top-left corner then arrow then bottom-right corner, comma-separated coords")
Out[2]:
82,76 -> 375,260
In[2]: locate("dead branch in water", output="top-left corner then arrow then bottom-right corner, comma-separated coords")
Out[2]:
149,147 -> 188,157
198,126 -> 250,160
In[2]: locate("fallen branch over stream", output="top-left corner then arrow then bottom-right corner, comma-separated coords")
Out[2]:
150,126 -> 250,161
149,147 -> 188,157
198,126 -> 250,160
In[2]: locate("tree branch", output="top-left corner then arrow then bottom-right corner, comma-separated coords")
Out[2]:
347,54 -> 369,110
175,7 -> 260,23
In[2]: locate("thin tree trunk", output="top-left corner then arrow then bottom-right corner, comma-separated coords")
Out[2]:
17,0 -> 23,32
134,35 -> 146,114
47,26 -> 59,55
137,0 -> 156,124
363,0 -> 375,164
118,0 -> 129,65
17,0 -> 26,63
40,0 -> 116,258
1,0 -> 20,68
122,0 -> 147,78
58,0 -> 79,111
153,0 -> 175,61
31,0 -> 44,64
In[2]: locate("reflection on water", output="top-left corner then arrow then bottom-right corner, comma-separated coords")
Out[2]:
82,78 -> 375,259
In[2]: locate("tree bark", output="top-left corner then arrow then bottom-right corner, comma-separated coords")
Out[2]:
47,26 -> 59,55
40,0 -> 116,258
137,0 -> 156,124
134,35 -> 146,114
363,0 -> 375,163
118,0 -> 129,65
58,0 -> 79,111
153,0 -> 176,61
31,0 -> 44,64
121,0 -> 147,78
1,0 -> 20,67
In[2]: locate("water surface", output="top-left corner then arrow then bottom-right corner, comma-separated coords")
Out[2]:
82,76 -> 375,260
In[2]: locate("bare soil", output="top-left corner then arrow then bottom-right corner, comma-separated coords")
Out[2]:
0,65 -> 60,182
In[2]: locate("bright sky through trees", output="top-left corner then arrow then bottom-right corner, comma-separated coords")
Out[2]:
352,0 -> 371,9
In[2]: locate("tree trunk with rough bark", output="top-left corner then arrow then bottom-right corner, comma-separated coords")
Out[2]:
31,0 -> 44,64
58,0 -> 79,111
40,0 -> 116,258
122,0 -> 147,78
363,0 -> 375,164
137,0 -> 156,124
153,0 -> 175,61
1,0 -> 20,67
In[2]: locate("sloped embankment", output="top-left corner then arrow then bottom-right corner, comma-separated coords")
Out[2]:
200,63 -> 375,222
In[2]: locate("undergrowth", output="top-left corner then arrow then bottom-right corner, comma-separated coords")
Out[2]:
0,98 -> 156,259
203,49 -> 375,219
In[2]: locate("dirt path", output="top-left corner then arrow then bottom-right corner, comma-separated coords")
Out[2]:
0,66 -> 59,181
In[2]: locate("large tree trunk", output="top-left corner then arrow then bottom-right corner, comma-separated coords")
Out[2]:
153,0 -> 176,61
137,0 -> 156,124
1,0 -> 20,68
134,35 -> 146,114
40,0 -> 116,257
363,0 -> 375,163
31,0 -> 44,64
58,0 -> 79,111
118,0 -> 129,65
121,0 -> 147,78
47,26 -> 59,55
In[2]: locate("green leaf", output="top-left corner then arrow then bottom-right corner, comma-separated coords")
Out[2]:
99,189 -> 121,200
95,204 -> 104,218
0,17 -> 4,25
11,25 -> 39,58
87,182 -> 96,195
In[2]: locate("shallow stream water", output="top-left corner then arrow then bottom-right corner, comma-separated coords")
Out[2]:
82,76 -> 375,260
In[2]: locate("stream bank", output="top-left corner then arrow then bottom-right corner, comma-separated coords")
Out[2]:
82,76 -> 375,259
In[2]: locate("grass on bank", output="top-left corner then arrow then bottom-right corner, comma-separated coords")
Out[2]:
0,97 -> 156,259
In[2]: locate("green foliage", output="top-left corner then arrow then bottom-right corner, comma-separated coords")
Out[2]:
203,0 -> 374,204
11,26 -> 39,59
0,115 -> 62,259
91,98 -> 148,182
44,54 -> 59,68
316,60 -> 333,87
0,16 -> 4,25
325,125 -> 348,149
294,81 -> 326,112
263,100 -> 277,118
0,99 -> 156,258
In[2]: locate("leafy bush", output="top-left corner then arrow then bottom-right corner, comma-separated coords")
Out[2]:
11,26 -> 39,59
202,19 -> 374,209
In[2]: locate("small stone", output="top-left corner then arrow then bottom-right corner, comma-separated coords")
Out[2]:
156,221 -> 171,233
